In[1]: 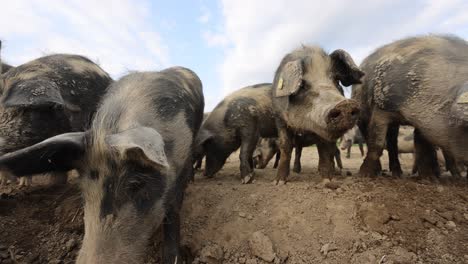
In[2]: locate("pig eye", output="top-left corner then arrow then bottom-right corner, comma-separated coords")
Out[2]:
128,178 -> 146,194
90,170 -> 99,180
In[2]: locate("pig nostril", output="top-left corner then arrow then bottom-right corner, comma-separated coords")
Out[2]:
329,110 -> 341,120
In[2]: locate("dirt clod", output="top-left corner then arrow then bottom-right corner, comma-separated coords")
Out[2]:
320,243 -> 337,257
324,181 -> 341,190
199,243 -> 224,264
248,231 -> 276,262
445,221 -> 457,230
422,215 -> 438,225
387,247 -> 417,263
358,202 -> 391,232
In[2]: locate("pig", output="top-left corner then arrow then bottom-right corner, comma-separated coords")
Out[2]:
253,134 -> 343,173
0,67 -> 204,263
380,127 -> 465,177
1,62 -> 13,74
339,126 -> 365,158
438,150 -> 467,177
393,126 -> 414,154
0,41 -> 13,74
0,53 -> 112,186
195,83 -> 277,183
414,146 -> 467,177
193,112 -> 210,171
354,35 -> 468,178
253,138 -> 281,169
271,46 -> 363,184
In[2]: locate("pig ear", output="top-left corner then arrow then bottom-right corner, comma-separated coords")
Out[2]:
0,132 -> 86,176
273,59 -> 304,98
2,80 -> 81,111
106,127 -> 169,169
195,129 -> 213,148
330,49 -> 365,86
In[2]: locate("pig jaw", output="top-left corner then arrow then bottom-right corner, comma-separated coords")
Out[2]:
77,178 -> 166,264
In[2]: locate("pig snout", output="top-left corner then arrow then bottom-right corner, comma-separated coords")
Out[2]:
257,160 -> 267,169
326,99 -> 360,133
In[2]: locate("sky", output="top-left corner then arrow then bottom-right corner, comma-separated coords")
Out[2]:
1,0 -> 467,111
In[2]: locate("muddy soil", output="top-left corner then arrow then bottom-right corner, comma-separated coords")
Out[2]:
0,147 -> 467,264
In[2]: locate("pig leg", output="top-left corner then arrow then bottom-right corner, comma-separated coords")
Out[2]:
163,163 -> 193,264
293,145 -> 303,173
0,170 -> 15,185
273,152 -> 280,169
317,141 -> 336,179
441,149 -> 462,178
334,146 -> 343,171
163,206 -> 186,264
411,153 -> 418,175
413,129 -> 440,179
239,128 -> 258,184
359,109 -> 390,177
0,175 -> 6,185
346,145 -> 351,159
18,176 -> 32,187
275,122 -> 293,185
194,156 -> 203,171
359,141 -> 365,157
386,124 -> 403,177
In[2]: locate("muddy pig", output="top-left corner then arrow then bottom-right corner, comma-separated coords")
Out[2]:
254,134 -> 343,173
0,40 -> 13,74
0,53 -> 112,186
354,35 -> 468,179
339,126 -> 365,158
253,138 -> 281,169
382,126 -> 464,177
193,112 -> 210,171
195,83 -> 277,183
0,67 -> 204,263
271,46 -> 363,184
1,62 -> 13,74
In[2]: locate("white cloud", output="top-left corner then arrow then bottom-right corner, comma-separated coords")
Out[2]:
217,0 -> 468,95
202,30 -> 229,47
198,6 -> 212,24
0,0 -> 170,78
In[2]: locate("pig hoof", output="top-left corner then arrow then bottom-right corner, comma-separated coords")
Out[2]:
391,170 -> 402,178
359,159 -> 380,177
178,245 -> 194,264
278,180 -> 286,185
321,178 -> 331,185
273,179 -> 287,185
293,167 -> 301,173
18,177 -> 29,187
241,174 -> 254,184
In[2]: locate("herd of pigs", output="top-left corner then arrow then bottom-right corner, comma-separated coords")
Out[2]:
0,34 -> 466,263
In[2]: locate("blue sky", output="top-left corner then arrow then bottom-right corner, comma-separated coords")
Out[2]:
1,0 -> 468,110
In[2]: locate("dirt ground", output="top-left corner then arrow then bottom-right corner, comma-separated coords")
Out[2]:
0,146 -> 467,264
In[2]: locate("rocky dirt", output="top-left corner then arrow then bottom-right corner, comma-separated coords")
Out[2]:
0,147 -> 467,264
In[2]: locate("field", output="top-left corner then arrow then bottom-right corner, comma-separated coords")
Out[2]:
0,147 -> 467,264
